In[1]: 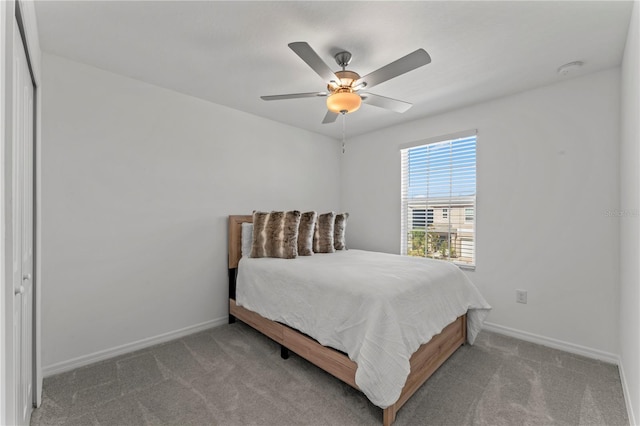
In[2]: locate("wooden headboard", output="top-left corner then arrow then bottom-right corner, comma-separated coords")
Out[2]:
228,215 -> 252,269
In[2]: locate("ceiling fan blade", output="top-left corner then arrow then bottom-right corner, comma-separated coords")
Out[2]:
261,92 -> 327,101
289,42 -> 340,84
322,110 -> 339,124
354,49 -> 431,90
360,93 -> 412,113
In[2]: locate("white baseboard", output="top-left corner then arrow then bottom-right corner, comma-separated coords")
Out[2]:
42,316 -> 229,377
617,360 -> 638,426
482,322 -> 620,365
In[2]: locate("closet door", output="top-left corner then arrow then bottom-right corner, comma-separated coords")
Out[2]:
12,17 -> 34,426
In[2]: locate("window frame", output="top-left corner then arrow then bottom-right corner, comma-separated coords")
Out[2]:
400,130 -> 477,270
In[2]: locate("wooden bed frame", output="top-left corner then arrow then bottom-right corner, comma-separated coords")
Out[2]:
227,215 -> 466,426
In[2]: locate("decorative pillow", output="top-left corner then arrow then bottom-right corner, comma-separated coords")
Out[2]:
297,211 -> 317,256
313,212 -> 336,253
250,210 -> 301,259
334,213 -> 349,250
241,222 -> 253,257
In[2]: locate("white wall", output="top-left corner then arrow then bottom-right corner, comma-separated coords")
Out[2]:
40,54 -> 341,373
342,69 -> 621,358
620,1 -> 639,424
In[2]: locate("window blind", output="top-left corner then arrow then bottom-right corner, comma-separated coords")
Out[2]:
401,135 -> 476,267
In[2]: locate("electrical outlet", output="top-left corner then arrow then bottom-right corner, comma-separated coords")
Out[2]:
516,289 -> 527,304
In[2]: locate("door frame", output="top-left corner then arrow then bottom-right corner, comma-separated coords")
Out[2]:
14,2 -> 38,420
1,1 -> 41,424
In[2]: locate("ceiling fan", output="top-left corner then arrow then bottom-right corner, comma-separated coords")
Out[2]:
261,42 -> 431,124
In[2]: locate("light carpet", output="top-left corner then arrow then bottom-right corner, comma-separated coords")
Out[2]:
31,322 -> 629,425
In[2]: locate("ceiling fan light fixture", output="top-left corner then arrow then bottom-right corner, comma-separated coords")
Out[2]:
326,89 -> 361,114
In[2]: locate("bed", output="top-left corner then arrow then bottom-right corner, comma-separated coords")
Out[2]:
227,215 -> 490,425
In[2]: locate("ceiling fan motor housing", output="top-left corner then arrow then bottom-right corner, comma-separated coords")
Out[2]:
328,70 -> 361,91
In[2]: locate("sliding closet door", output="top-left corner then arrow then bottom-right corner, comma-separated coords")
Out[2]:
12,16 -> 34,426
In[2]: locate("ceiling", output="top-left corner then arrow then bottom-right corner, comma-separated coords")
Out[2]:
34,1 -> 633,140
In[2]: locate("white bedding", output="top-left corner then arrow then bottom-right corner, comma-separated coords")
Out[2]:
236,249 -> 491,408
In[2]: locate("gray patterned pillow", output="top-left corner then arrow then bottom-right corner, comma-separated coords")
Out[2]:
313,212 -> 336,254
250,210 -> 301,259
297,211 -> 317,256
334,213 -> 349,250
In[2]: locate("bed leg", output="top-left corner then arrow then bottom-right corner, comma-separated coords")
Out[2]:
280,345 -> 290,359
228,268 -> 237,324
383,406 -> 397,426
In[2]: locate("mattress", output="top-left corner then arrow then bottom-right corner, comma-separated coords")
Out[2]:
236,249 -> 491,408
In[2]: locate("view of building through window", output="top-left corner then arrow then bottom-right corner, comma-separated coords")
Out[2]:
401,135 -> 476,266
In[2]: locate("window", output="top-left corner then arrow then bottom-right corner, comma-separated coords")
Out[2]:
410,209 -> 433,229
427,209 -> 434,225
412,209 -> 425,228
465,208 -> 474,222
401,133 -> 476,267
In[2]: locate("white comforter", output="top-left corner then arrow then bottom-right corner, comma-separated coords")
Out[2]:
236,249 -> 491,408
